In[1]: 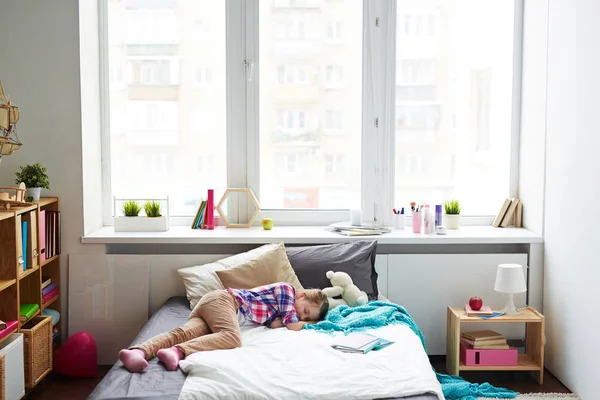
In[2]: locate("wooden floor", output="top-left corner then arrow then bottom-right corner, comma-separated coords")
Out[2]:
25,359 -> 571,400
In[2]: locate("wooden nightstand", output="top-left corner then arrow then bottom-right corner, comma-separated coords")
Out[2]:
446,306 -> 545,384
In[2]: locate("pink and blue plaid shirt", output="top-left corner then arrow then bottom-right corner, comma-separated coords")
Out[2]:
228,282 -> 300,326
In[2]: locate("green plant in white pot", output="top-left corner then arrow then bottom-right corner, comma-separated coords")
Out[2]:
443,199 -> 461,229
113,197 -> 170,232
14,162 -> 50,201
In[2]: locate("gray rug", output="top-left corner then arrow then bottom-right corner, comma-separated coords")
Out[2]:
481,394 -> 580,400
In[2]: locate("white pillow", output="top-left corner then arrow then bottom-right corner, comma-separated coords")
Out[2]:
177,243 -> 278,310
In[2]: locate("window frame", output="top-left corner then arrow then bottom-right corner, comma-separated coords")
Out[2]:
99,0 -> 523,227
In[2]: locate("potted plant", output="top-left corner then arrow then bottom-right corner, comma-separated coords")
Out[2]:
14,162 -> 50,201
113,198 -> 170,232
443,199 -> 462,229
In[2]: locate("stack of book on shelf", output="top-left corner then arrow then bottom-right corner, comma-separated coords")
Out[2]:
461,330 -> 509,350
42,275 -> 59,305
40,209 -> 61,260
492,197 -> 522,228
191,189 -> 215,230
19,303 -> 39,322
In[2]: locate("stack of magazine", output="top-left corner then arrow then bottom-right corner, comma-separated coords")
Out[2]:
331,332 -> 394,354
326,222 -> 391,236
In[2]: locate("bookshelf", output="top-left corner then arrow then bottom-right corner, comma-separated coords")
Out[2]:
0,197 -> 61,389
446,306 -> 545,384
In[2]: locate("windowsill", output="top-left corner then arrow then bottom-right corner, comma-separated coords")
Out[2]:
81,225 -> 543,245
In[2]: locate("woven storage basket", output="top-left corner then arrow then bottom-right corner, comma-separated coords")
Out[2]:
21,316 -> 52,389
0,353 -> 5,400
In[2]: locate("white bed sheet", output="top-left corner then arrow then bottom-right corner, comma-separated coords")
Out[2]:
179,324 -> 444,400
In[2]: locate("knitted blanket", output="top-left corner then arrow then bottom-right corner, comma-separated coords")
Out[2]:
305,301 -> 518,400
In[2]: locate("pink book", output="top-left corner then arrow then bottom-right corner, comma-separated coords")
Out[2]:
206,189 -> 214,230
43,288 -> 58,303
464,304 -> 493,316
39,210 -> 46,262
0,320 -> 18,341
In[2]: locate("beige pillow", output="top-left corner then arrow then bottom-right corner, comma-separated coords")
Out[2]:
177,243 -> 279,309
216,242 -> 304,292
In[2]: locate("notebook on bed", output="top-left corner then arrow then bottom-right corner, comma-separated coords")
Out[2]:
331,332 -> 394,354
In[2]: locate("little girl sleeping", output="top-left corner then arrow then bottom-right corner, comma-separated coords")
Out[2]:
118,282 -> 329,372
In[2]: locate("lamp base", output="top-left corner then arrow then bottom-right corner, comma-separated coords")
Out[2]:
501,293 -> 520,315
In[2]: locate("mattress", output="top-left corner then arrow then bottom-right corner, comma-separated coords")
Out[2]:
88,297 -> 440,400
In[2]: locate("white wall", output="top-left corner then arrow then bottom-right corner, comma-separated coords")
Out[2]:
0,1 -> 106,338
519,0 -> 548,235
543,1 -> 600,398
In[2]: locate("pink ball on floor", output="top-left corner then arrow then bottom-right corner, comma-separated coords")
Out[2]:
53,331 -> 98,377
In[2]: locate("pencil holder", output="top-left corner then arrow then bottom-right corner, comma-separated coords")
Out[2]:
393,214 -> 405,230
412,211 -> 422,234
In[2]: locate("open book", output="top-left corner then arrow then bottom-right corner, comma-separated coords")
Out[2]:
331,333 -> 394,354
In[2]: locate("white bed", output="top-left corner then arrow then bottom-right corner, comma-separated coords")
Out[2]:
179,323 -> 445,400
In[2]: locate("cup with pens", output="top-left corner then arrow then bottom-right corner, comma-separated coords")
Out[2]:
392,207 -> 405,230
410,202 -> 422,234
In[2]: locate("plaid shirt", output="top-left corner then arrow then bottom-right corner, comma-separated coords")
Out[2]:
228,282 -> 300,326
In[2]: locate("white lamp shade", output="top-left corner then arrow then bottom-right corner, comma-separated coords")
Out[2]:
494,263 -> 527,294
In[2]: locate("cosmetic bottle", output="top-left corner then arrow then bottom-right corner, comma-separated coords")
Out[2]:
435,205 -> 443,227
424,205 -> 432,234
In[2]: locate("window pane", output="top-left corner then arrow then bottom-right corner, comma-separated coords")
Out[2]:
395,0 -> 514,215
107,0 -> 227,217
259,1 -> 363,209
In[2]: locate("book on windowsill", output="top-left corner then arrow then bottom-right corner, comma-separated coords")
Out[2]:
464,304 -> 494,317
331,333 -> 394,354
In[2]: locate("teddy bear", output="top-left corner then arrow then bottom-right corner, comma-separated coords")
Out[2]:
322,270 -> 369,309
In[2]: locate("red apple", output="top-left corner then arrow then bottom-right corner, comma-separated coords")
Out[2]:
469,296 -> 483,311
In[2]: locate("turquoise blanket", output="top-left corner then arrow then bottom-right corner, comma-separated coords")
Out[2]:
305,301 -> 518,400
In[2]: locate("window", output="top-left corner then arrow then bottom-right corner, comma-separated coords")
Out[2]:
128,59 -> 177,85
259,2 -> 362,210
276,66 -> 309,84
325,110 -> 343,131
327,20 -> 342,42
324,154 -> 345,173
101,0 -> 521,225
195,67 -> 212,86
325,65 -> 343,87
105,0 -> 227,218
394,0 -> 516,216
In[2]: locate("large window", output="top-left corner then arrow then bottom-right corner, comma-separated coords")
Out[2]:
105,0 -> 227,218
102,0 -> 521,225
394,0 -> 516,216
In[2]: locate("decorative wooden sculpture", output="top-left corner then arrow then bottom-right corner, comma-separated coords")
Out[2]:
0,80 -> 22,163
0,182 -> 30,209
215,188 -> 260,228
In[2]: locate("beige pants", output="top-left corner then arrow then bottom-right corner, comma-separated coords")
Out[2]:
131,290 -> 242,358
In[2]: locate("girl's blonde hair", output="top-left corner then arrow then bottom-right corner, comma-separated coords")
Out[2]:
302,288 -> 329,321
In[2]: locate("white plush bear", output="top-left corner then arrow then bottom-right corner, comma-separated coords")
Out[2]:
322,270 -> 369,309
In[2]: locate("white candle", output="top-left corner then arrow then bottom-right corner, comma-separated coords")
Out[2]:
350,208 -> 362,226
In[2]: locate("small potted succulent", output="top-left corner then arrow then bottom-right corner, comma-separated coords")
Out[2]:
114,198 -> 169,232
14,162 -> 50,201
443,199 -> 462,229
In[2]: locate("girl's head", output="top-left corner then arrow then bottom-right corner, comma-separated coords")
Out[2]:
295,288 -> 329,322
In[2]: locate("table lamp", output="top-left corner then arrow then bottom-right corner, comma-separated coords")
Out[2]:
494,263 -> 527,315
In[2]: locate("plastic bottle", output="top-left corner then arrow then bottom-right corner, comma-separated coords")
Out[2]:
424,205 -> 432,234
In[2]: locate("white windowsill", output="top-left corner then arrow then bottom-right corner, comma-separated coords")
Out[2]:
81,225 -> 543,245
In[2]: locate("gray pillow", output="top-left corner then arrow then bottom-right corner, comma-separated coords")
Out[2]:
285,240 -> 379,300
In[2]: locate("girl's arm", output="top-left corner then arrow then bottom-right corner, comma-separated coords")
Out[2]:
269,318 -> 284,329
285,321 -> 307,331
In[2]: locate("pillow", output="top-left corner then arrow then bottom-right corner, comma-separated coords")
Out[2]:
215,242 -> 304,292
285,240 -> 379,299
178,243 -> 280,309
